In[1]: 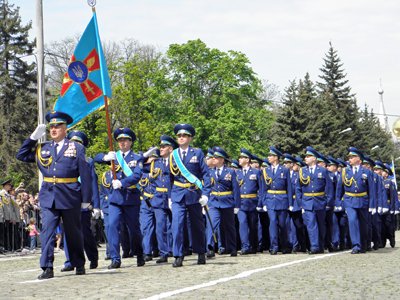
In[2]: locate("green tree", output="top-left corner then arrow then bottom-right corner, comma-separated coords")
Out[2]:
0,1 -> 37,190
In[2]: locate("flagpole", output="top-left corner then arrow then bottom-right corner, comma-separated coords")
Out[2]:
89,0 -> 117,179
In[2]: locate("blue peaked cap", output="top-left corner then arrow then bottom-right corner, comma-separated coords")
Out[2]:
67,130 -> 89,147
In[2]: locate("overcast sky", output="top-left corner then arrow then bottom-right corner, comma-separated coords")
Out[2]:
12,0 -> 400,129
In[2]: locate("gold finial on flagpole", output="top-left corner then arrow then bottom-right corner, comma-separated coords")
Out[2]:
87,0 -> 96,12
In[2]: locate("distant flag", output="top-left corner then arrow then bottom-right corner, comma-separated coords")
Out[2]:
54,11 -> 111,128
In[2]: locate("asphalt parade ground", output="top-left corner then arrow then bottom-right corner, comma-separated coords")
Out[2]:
1,235 -> 400,300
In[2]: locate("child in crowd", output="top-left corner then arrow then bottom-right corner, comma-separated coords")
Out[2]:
26,218 -> 40,252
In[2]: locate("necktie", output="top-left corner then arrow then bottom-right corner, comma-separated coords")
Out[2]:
55,143 -> 59,155
354,167 -> 358,175
182,151 -> 186,161
273,167 -> 276,175
244,169 -> 247,176
217,168 -> 221,178
163,158 -> 167,167
123,153 -> 126,158
310,167 -> 313,175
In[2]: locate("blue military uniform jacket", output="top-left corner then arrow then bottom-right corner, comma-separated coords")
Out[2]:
383,178 -> 399,212
146,158 -> 172,209
373,173 -> 387,210
290,171 -> 301,211
87,158 -> 100,210
99,170 -> 111,213
237,167 -> 263,212
296,165 -> 334,211
326,171 -> 337,209
336,166 -> 376,210
169,146 -> 211,205
16,138 -> 92,210
209,166 -> 240,209
94,150 -> 142,206
260,164 -> 292,210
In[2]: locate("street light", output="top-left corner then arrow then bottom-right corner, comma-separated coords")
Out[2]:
339,127 -> 352,134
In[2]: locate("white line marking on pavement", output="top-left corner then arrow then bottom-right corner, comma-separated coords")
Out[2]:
141,251 -> 348,300
19,265 -> 64,273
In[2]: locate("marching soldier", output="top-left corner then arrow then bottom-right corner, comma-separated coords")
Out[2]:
94,127 -> 146,268
297,146 -> 334,254
169,124 -> 211,267
336,147 -> 376,254
61,130 -> 100,271
100,169 -> 112,260
261,147 -> 292,255
372,161 -> 387,249
236,148 -> 263,255
16,111 -> 92,279
207,146 -> 240,257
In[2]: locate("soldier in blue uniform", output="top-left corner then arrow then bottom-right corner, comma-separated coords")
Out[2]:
16,111 -> 92,279
94,128 -> 145,268
296,146 -> 334,254
381,163 -> 399,248
100,169 -> 112,259
336,147 -> 376,254
207,146 -> 240,257
260,146 -> 292,254
169,124 -> 211,267
372,161 -> 387,249
236,148 -> 263,255
61,130 -> 100,271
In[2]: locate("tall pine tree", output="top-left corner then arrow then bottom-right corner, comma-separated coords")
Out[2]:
0,1 -> 38,190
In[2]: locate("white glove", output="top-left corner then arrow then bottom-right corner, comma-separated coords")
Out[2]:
202,207 -> 206,215
143,146 -> 158,158
390,210 -> 394,214
256,207 -> 262,212
168,198 -> 172,210
263,205 -> 267,212
302,209 -> 305,214
100,210 -> 104,219
377,207 -> 382,214
289,206 -> 294,211
92,208 -> 101,219
395,211 -> 400,215
30,124 -> 46,140
337,206 -> 343,212
199,195 -> 208,207
103,151 -> 116,161
382,208 -> 389,214
234,208 -> 239,214
326,206 -> 331,210
81,203 -> 91,209
371,208 -> 376,215
112,179 -> 122,189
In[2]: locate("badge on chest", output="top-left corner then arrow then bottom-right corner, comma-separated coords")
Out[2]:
189,156 -> 198,163
64,143 -> 77,157
249,174 -> 257,180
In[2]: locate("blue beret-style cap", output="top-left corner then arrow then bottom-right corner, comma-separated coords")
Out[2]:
174,123 -> 195,136
305,146 -> 319,157
316,152 -> 330,164
113,128 -> 136,142
206,148 -> 214,158
347,147 -> 364,160
230,159 -> 240,169
282,153 -> 296,163
326,155 -> 339,166
239,148 -> 252,158
250,153 -> 263,164
67,130 -> 89,147
45,111 -> 73,125
336,158 -> 347,168
294,156 -> 306,167
213,146 -> 229,160
374,160 -> 385,170
383,163 -> 393,176
262,158 -> 270,168
160,134 -> 178,149
268,146 -> 282,157
362,155 -> 375,167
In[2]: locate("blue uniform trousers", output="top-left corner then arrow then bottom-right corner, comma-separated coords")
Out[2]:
372,213 -> 382,248
381,214 -> 395,247
172,202 -> 205,257
257,212 -> 270,251
64,211 -> 98,267
303,209 -> 326,252
324,210 -> 334,249
103,211 -> 110,258
346,207 -> 368,251
268,209 -> 288,252
154,207 -> 171,257
40,206 -> 85,269
207,207 -> 236,253
289,211 -> 306,251
237,210 -> 258,252
140,203 -> 156,255
108,204 -> 143,263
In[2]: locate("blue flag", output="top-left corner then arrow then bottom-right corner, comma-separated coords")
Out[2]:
54,12 -> 111,128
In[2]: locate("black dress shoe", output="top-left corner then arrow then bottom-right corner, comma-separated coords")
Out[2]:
75,266 -> 86,275
90,260 -> 98,269
351,249 -> 360,254
270,250 -> 278,255
218,248 -> 226,255
206,250 -> 215,258
60,265 -> 74,272
390,238 -> 395,248
197,254 -> 206,265
108,261 -> 121,269
156,256 -> 168,263
230,251 -> 237,257
38,268 -> 54,280
122,252 -> 129,258
153,249 -> 160,258
168,252 -> 173,257
137,255 -> 145,267
282,249 -> 292,254
144,254 -> 153,262
308,250 -> 318,255
172,257 -> 183,267
372,244 -> 379,251
240,249 -> 251,255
